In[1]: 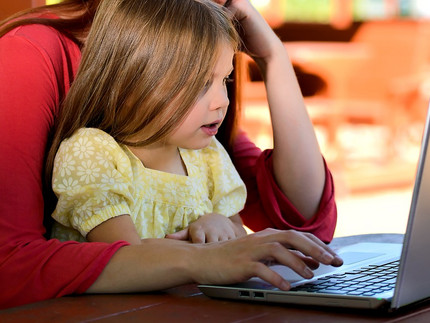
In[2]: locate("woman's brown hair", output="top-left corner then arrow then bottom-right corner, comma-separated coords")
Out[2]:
44,0 -> 241,183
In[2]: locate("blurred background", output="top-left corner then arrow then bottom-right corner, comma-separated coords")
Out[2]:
242,0 -> 430,237
2,0 -> 430,237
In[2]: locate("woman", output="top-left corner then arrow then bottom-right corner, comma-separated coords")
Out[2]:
0,0 -> 339,309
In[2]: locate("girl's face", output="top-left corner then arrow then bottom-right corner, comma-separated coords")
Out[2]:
166,44 -> 235,150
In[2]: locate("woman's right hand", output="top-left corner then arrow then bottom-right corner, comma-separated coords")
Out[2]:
189,228 -> 343,290
87,228 -> 342,294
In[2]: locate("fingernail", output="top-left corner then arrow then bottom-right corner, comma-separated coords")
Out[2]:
304,267 -> 314,279
322,252 -> 334,263
280,280 -> 290,290
334,256 -> 343,266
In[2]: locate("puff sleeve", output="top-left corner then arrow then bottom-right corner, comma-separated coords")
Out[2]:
52,128 -> 135,240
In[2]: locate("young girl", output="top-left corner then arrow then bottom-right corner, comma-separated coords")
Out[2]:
47,0 -> 247,244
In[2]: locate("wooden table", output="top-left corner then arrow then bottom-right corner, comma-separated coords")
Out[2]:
3,234 -> 430,322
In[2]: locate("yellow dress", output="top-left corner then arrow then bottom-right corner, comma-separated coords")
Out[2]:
51,128 -> 247,241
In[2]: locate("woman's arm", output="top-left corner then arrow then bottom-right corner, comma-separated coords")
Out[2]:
0,25 -> 126,309
224,0 -> 326,219
87,228 -> 342,294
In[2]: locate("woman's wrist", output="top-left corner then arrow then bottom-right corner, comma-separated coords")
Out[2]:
87,239 -> 199,293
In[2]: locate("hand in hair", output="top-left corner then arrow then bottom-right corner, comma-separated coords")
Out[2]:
216,0 -> 283,60
165,213 -> 246,243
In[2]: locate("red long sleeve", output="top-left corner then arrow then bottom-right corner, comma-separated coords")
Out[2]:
0,24 -> 128,309
232,131 -> 337,243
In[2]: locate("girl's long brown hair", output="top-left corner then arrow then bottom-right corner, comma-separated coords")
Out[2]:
43,0 -> 241,184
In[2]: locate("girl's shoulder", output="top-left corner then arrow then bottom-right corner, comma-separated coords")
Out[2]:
54,128 -> 133,179
75,127 -> 114,139
58,128 -> 122,156
53,128 -> 133,182
64,127 -> 117,145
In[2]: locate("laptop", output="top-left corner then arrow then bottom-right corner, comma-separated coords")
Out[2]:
199,102 -> 430,311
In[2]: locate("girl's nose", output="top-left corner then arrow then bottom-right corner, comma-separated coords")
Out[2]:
210,86 -> 229,111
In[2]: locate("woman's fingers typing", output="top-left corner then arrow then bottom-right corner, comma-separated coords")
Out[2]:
192,229 -> 343,290
246,261 -> 291,291
254,229 -> 343,267
255,241 -> 315,280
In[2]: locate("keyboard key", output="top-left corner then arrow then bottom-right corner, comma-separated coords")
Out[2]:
290,260 -> 399,297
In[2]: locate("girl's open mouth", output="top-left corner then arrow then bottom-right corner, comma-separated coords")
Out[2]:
201,122 -> 219,136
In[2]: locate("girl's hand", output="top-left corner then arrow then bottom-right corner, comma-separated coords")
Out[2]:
165,213 -> 247,243
214,0 -> 283,60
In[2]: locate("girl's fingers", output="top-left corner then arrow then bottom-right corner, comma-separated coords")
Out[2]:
165,228 -> 189,241
191,229 -> 206,244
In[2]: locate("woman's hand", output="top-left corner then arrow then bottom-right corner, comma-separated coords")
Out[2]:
166,213 -> 247,243
88,228 -> 343,294
189,228 -> 344,290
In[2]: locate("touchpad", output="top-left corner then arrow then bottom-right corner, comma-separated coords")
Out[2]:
339,251 -> 384,265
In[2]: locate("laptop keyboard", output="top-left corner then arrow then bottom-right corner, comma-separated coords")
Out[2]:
290,260 -> 399,296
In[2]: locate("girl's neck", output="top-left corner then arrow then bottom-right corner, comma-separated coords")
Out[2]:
128,144 -> 187,176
